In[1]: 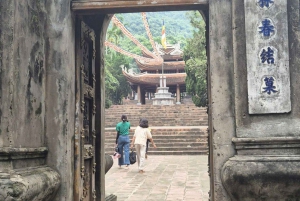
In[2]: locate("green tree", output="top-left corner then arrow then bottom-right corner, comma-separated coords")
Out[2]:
183,11 -> 207,107
105,51 -> 132,107
105,22 -> 132,107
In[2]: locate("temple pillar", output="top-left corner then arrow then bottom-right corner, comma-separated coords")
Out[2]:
176,84 -> 181,104
141,89 -> 146,105
160,76 -> 167,87
137,85 -> 141,105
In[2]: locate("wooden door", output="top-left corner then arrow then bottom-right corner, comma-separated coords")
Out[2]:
74,19 -> 97,201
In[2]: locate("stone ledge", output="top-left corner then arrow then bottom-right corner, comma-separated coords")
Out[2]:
232,137 -> 300,155
222,156 -> 300,200
71,0 -> 208,11
0,166 -> 60,201
228,155 -> 300,162
0,147 -> 48,160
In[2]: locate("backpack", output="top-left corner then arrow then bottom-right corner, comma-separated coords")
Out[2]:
129,150 -> 136,164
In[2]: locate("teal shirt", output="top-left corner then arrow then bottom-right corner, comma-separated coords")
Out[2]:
116,121 -> 131,135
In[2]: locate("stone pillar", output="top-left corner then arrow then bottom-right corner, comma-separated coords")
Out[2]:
141,89 -> 146,105
160,76 -> 167,87
176,84 -> 181,104
137,85 -> 141,105
219,1 -> 300,200
0,1 -> 73,200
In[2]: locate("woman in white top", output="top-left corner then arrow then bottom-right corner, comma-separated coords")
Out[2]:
130,118 -> 156,173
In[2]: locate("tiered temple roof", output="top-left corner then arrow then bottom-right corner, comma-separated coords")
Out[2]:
135,59 -> 185,71
122,43 -> 186,94
122,72 -> 186,85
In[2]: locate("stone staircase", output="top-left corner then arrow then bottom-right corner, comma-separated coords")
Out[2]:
105,104 -> 208,155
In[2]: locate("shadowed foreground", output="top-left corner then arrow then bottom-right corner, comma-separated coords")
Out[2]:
105,155 -> 210,201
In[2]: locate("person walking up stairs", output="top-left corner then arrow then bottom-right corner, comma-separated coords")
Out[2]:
105,104 -> 208,155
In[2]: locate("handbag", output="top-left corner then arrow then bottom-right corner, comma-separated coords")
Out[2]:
129,149 -> 136,164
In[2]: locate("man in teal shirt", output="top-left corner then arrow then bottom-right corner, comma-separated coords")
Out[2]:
116,114 -> 131,167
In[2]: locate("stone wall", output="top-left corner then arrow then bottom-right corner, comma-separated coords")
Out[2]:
220,1 -> 300,200
1,0 -> 299,200
209,0 -> 235,200
0,1 -> 75,200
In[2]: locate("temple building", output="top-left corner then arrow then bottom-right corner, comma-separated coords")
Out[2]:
122,43 -> 186,105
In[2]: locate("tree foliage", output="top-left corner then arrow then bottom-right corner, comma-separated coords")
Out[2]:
183,11 -> 207,107
105,50 -> 133,107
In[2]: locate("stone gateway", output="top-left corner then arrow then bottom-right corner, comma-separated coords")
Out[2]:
0,0 -> 299,201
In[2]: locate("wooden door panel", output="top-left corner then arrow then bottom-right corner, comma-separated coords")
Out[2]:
75,19 -> 97,201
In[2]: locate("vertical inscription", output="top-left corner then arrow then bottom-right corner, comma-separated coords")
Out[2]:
245,0 -> 291,114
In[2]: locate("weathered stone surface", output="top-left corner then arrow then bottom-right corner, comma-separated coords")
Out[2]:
209,0 -> 235,200
0,0 -> 74,200
235,1 -> 300,138
0,0 -> 298,200
0,166 -> 60,201
222,156 -> 300,201
105,154 -> 113,174
72,0 -> 208,12
245,0 -> 291,114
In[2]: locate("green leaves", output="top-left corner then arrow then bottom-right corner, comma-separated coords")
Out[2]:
105,52 -> 132,107
183,11 -> 207,107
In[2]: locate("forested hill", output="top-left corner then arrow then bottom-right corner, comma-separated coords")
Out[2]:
114,11 -> 195,48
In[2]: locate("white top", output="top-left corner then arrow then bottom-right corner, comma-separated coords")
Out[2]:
134,126 -> 152,146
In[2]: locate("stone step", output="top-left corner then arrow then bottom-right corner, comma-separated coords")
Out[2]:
145,150 -> 208,155
106,108 -> 206,113
105,122 -> 208,127
105,146 -> 208,154
106,142 -> 207,147
105,103 -> 208,155
105,138 -> 207,143
106,149 -> 208,155
105,130 -> 207,135
106,134 -> 207,139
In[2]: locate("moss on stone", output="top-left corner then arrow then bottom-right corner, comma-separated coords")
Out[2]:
30,12 -> 40,36
35,102 -> 42,115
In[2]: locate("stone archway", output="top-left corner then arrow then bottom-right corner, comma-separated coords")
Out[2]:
3,1 -> 298,201
71,1 -> 218,200
72,0 -> 234,200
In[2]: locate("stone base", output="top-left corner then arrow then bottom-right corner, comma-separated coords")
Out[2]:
222,155 -> 300,201
153,98 -> 174,105
105,154 -> 114,174
153,87 -> 174,105
0,166 -> 60,201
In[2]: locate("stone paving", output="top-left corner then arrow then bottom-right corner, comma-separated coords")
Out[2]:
105,155 -> 210,201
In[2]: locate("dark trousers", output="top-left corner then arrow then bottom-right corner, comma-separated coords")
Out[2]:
146,139 -> 150,153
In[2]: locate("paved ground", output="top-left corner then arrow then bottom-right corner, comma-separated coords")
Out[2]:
105,155 -> 210,201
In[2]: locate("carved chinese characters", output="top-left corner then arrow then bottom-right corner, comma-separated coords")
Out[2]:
245,0 -> 291,114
